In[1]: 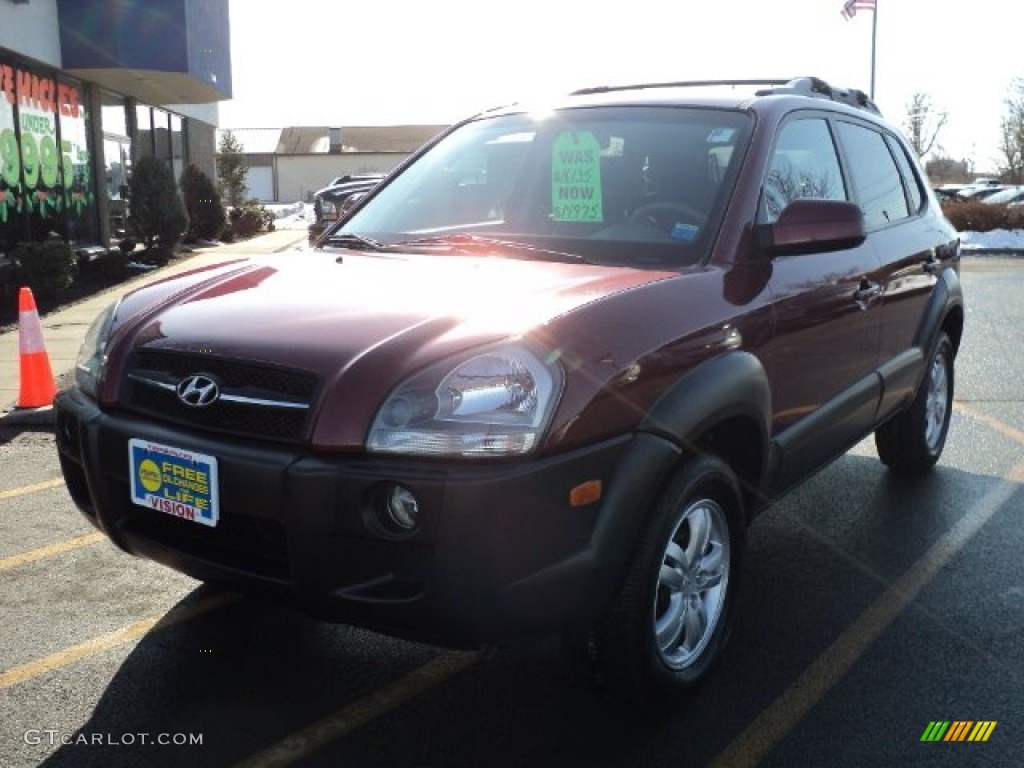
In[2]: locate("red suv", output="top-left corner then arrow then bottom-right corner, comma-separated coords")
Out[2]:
55,77 -> 962,706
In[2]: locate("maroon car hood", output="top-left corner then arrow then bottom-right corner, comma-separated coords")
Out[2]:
121,250 -> 676,380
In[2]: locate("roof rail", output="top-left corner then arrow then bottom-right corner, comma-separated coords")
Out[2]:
567,76 -> 881,116
755,77 -> 881,115
569,79 -> 792,97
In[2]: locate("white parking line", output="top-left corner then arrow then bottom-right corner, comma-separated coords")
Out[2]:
954,401 -> 1024,446
711,458 -> 1024,768
0,532 -> 105,571
233,651 -> 481,768
0,592 -> 238,689
0,477 -> 65,500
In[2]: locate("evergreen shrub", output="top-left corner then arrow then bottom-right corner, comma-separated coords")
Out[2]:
180,164 -> 226,242
12,240 -> 78,301
128,156 -> 189,262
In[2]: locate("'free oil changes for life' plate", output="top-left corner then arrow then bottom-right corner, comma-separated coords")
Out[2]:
129,439 -> 220,527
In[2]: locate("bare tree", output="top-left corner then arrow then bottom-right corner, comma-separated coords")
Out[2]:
764,164 -> 841,221
903,92 -> 948,159
925,155 -> 971,185
998,77 -> 1024,184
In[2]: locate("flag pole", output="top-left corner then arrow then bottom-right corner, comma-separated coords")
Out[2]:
869,1 -> 878,98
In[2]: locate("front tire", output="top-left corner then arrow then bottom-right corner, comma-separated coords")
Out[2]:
593,456 -> 745,708
875,331 -> 954,472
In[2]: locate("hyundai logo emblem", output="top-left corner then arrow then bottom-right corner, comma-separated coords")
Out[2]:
177,374 -> 220,408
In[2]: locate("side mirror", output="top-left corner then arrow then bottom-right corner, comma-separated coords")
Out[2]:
758,199 -> 866,255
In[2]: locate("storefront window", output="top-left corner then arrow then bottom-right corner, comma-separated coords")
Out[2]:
0,62 -> 97,246
58,77 -> 97,245
171,113 -> 185,182
101,92 -> 127,137
15,63 -> 64,234
102,92 -> 131,242
136,104 -> 153,160
0,56 -> 19,250
153,107 -> 171,162
104,137 -> 130,239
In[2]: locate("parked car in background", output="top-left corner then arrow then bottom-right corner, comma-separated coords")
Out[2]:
958,186 -> 1008,201
55,76 -> 962,708
933,185 -> 966,202
309,175 -> 385,244
980,185 -> 1024,205
321,173 -> 386,191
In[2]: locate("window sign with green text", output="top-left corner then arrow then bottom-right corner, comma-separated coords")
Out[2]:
0,63 -> 92,224
0,65 -> 20,225
59,78 -> 94,224
551,131 -> 603,223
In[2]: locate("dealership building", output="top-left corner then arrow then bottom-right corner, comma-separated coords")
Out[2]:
0,0 -> 231,258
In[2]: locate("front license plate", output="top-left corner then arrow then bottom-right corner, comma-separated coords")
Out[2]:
129,439 -> 219,527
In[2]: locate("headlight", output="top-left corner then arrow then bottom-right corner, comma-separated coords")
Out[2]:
367,343 -> 563,457
74,299 -> 119,399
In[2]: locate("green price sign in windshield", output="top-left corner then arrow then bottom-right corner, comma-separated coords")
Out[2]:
551,131 -> 603,223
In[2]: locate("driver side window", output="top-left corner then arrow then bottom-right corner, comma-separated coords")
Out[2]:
761,118 -> 847,223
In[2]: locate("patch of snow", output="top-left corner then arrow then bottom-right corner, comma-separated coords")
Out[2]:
264,202 -> 313,231
959,229 -> 1024,250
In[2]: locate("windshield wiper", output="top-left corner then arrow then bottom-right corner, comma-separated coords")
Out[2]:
320,232 -> 386,251
392,234 -> 589,264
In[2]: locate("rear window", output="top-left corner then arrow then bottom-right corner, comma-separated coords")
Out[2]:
886,135 -> 925,214
835,121 -> 910,229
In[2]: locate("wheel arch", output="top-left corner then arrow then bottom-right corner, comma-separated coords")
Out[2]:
639,350 -> 772,521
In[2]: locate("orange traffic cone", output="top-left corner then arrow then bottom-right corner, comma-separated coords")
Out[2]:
17,286 -> 57,408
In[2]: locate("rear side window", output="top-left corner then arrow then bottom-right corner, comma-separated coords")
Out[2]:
762,118 -> 847,223
887,136 -> 925,214
835,121 -> 910,229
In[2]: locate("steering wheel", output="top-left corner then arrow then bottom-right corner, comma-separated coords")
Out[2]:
629,201 -> 707,234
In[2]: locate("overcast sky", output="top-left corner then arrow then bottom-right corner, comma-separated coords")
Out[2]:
219,0 -> 1018,171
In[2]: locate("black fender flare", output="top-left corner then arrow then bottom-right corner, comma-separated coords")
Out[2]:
639,350 -> 772,467
914,266 -> 964,354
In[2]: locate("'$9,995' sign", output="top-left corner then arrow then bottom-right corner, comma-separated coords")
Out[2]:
1,126 -> 74,189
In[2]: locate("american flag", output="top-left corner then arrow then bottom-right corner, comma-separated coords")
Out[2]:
841,0 -> 876,19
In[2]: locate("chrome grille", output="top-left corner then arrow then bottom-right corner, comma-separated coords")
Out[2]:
121,349 -> 321,442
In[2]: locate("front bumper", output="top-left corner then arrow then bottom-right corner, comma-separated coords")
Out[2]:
54,388 -> 680,647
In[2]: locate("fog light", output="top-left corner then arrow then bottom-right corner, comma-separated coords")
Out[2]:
380,484 -> 421,533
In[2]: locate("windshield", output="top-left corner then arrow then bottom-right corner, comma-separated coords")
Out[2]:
338,106 -> 752,266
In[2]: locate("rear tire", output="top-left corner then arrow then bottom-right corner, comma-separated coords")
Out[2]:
592,456 -> 744,708
875,331 -> 954,472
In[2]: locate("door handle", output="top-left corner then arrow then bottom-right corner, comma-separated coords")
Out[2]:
854,279 -> 881,303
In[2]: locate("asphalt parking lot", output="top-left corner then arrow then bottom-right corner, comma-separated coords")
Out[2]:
1,256 -> 1021,768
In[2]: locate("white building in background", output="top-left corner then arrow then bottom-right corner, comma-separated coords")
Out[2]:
218,125 -> 448,203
